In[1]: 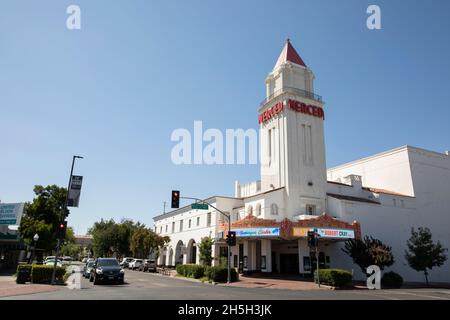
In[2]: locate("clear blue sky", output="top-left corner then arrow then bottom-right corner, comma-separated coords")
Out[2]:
1,0 -> 450,234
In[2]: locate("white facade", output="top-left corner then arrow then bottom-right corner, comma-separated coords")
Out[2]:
154,40 -> 450,283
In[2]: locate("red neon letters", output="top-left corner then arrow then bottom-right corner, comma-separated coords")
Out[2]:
258,99 -> 325,124
287,100 -> 324,120
258,101 -> 284,124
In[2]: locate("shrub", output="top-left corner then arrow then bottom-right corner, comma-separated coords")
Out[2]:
315,268 -> 352,287
31,265 -> 66,284
176,264 -> 186,276
382,271 -> 403,289
205,266 -> 238,283
176,264 -> 206,279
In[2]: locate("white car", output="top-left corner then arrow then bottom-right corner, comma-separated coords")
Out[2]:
119,257 -> 134,268
61,256 -> 73,265
45,259 -> 62,267
128,259 -> 143,270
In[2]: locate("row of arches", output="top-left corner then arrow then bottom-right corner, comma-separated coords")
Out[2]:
159,239 -> 197,267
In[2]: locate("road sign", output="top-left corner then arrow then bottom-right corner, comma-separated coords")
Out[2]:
191,203 -> 208,210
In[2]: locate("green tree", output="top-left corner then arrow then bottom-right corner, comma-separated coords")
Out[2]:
88,219 -> 116,257
198,237 -> 214,266
405,227 -> 448,285
130,227 -> 170,259
342,236 -> 394,274
19,185 -> 68,253
88,219 -> 149,258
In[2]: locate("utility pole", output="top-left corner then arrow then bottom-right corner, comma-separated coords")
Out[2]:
51,155 -> 83,285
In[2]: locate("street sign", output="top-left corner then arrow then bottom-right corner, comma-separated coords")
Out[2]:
191,203 -> 208,210
67,175 -> 83,207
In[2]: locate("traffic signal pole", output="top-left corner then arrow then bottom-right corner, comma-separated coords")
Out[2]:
180,196 -> 232,284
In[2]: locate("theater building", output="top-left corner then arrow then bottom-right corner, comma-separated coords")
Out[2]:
154,40 -> 450,283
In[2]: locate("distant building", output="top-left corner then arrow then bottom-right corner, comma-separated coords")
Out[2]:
0,202 -> 26,271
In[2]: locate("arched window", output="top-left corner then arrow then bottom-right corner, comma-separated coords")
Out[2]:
256,203 -> 262,216
247,205 -> 253,216
271,203 -> 278,215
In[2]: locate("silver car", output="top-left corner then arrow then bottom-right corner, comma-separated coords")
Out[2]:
83,261 -> 95,278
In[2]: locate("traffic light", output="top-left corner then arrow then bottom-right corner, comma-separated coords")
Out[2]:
56,221 -> 67,240
307,231 -> 316,247
228,231 -> 236,246
171,190 -> 180,208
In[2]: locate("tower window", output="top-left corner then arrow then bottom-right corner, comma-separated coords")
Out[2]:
197,217 -> 200,226
179,220 -> 183,232
172,222 -> 175,233
306,204 -> 316,215
271,203 -> 279,215
188,219 -> 191,228
247,205 -> 253,216
256,203 -> 262,216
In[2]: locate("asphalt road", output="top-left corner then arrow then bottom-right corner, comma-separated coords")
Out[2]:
2,268 -> 450,300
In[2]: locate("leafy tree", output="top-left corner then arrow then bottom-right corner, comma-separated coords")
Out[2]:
88,219 -> 150,258
342,236 -> 394,274
198,237 -> 214,266
19,185 -> 68,253
405,227 -> 448,285
88,219 -> 117,257
130,227 -> 170,259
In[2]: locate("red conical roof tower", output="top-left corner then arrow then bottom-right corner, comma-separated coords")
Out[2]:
273,38 -> 307,70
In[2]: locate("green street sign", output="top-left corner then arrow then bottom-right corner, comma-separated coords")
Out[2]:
191,203 -> 209,210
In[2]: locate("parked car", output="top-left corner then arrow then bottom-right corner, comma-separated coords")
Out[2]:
128,259 -> 143,270
89,258 -> 124,285
45,259 -> 62,267
119,257 -> 134,268
138,259 -> 156,272
83,261 -> 95,278
44,256 -> 56,263
61,256 -> 73,265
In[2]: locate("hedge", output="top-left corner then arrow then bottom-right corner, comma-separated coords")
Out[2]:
315,268 -> 352,287
205,266 -> 238,283
382,271 -> 403,289
16,264 -> 66,284
176,264 -> 206,279
176,264 -> 238,282
31,265 -> 66,284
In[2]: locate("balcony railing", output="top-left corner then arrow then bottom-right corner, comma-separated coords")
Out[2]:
260,87 -> 322,107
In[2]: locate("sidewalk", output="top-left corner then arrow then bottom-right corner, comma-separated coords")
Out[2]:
0,275 -> 62,298
223,274 -> 367,291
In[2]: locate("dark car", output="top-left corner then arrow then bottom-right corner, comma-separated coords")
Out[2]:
89,258 -> 124,285
139,259 -> 157,272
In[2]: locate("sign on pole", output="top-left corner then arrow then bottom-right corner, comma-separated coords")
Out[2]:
67,175 -> 83,207
191,203 -> 208,210
0,203 -> 24,225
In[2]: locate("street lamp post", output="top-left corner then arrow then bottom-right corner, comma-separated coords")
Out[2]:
51,155 -> 83,285
32,233 -> 39,264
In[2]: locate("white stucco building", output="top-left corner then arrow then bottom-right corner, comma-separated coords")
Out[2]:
154,40 -> 450,283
